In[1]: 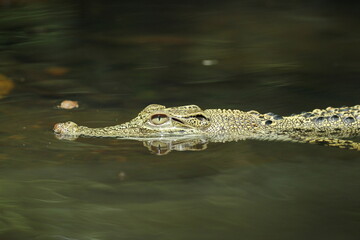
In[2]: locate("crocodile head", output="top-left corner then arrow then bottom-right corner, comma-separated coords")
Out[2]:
128,104 -> 211,138
54,104 -> 212,139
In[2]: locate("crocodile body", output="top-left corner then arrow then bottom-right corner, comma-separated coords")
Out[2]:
54,104 -> 360,154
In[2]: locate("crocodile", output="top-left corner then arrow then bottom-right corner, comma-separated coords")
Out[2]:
54,104 -> 360,154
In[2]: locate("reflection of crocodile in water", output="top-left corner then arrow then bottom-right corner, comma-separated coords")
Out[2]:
54,104 -> 360,155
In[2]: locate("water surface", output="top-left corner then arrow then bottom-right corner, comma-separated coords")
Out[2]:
0,1 -> 360,239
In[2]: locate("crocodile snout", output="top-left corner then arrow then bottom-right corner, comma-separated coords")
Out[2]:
53,121 -> 79,135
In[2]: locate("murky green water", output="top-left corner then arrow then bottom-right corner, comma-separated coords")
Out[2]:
0,1 -> 360,239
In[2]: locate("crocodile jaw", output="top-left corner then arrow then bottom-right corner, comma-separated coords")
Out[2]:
53,121 -> 205,140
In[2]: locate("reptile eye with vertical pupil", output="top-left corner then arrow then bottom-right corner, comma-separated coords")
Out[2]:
151,114 -> 169,125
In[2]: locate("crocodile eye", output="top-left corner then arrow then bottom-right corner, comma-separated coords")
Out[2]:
150,114 -> 169,125
194,114 -> 208,121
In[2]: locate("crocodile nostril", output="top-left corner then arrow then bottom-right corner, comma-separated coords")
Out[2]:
53,123 -> 62,133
